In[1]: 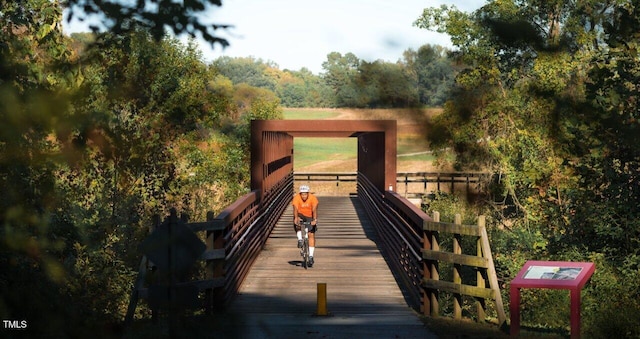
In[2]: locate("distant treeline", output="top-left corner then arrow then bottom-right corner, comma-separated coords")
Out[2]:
211,46 -> 456,108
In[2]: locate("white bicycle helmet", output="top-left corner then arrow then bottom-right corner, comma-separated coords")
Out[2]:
299,185 -> 310,193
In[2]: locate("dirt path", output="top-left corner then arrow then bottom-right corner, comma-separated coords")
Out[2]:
297,158 -> 448,173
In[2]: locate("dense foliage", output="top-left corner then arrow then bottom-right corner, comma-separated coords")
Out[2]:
2,0 -> 639,337
213,47 -> 456,108
417,1 -> 640,336
0,1 -> 281,336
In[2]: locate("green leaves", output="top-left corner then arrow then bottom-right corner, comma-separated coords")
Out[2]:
0,1 -> 261,334
416,3 -> 640,332
65,0 -> 230,47
416,0 -> 640,263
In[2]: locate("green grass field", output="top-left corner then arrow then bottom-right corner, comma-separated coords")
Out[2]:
283,109 -> 341,120
284,108 -> 436,170
293,138 -> 357,169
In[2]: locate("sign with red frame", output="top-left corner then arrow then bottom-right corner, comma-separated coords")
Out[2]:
510,261 -> 595,338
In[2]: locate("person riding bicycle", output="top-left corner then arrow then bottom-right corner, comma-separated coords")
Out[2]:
292,185 -> 319,266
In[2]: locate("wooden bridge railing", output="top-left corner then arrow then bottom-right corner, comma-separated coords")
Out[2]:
208,172 -> 293,307
357,172 -> 506,326
423,212 -> 506,325
125,173 -> 293,324
127,169 -> 507,328
357,172 -> 430,310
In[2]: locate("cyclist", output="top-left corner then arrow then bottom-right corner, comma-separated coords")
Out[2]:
292,185 -> 319,266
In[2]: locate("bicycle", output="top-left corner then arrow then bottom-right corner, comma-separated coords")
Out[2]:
298,220 -> 312,269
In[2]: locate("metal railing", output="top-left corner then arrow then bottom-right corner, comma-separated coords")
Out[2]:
125,173 -> 293,323
215,173 -> 293,306
357,172 -> 431,311
127,169 -> 505,325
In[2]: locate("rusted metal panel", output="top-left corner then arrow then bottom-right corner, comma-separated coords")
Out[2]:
250,119 -> 397,194
250,123 -> 294,196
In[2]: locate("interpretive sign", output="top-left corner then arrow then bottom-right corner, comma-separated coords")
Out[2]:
523,266 -> 582,280
510,261 -> 595,338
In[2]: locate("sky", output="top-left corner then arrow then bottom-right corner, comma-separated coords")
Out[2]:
65,0 -> 486,74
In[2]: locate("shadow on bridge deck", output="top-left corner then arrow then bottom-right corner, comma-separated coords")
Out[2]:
206,196 -> 437,338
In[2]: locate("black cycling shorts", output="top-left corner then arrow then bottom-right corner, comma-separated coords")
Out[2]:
293,215 -> 317,233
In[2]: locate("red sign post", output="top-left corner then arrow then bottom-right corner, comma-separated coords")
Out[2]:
510,261 -> 595,338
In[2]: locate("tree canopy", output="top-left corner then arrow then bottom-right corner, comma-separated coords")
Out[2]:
3,0 -> 639,336
416,2 -> 639,335
64,0 -> 230,46
0,1 -> 281,336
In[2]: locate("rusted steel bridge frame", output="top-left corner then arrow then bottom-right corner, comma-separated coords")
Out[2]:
250,119 -> 397,196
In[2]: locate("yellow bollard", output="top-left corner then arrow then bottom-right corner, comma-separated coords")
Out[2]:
316,283 -> 328,316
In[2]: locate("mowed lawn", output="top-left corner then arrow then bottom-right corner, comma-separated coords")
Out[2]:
283,108 -> 437,171
293,137 -> 357,169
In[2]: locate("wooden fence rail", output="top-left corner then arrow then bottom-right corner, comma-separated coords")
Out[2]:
294,172 -> 492,198
397,172 -> 491,198
422,211 -> 506,325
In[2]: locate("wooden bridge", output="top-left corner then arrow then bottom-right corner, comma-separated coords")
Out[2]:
125,120 -> 506,337
232,196 -> 410,314
217,195 -> 432,337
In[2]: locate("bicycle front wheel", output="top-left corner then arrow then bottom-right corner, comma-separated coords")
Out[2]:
302,239 -> 310,269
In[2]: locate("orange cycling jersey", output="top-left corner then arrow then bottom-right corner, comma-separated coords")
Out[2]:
291,193 -> 318,218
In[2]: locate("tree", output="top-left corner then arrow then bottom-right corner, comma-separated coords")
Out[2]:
403,44 -> 456,106
322,52 -> 362,107
272,67 -> 333,107
0,1 -> 239,335
0,0 -> 74,261
211,56 -> 278,91
289,68 -> 335,107
415,1 -> 640,335
1,0 -> 93,333
356,60 -> 419,108
568,2 -> 640,260
64,0 -> 230,46
414,2 -> 593,220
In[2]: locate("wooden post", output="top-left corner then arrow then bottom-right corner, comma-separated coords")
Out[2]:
422,214 -> 431,316
431,211 -> 440,316
453,214 -> 462,320
204,211 -> 215,313
212,217 -> 226,308
166,209 -> 179,337
404,174 -> 408,197
480,221 -> 507,325
451,175 -> 455,193
423,173 -> 427,193
476,215 -> 487,322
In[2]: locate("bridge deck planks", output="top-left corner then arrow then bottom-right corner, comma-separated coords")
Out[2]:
227,196 -> 418,315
